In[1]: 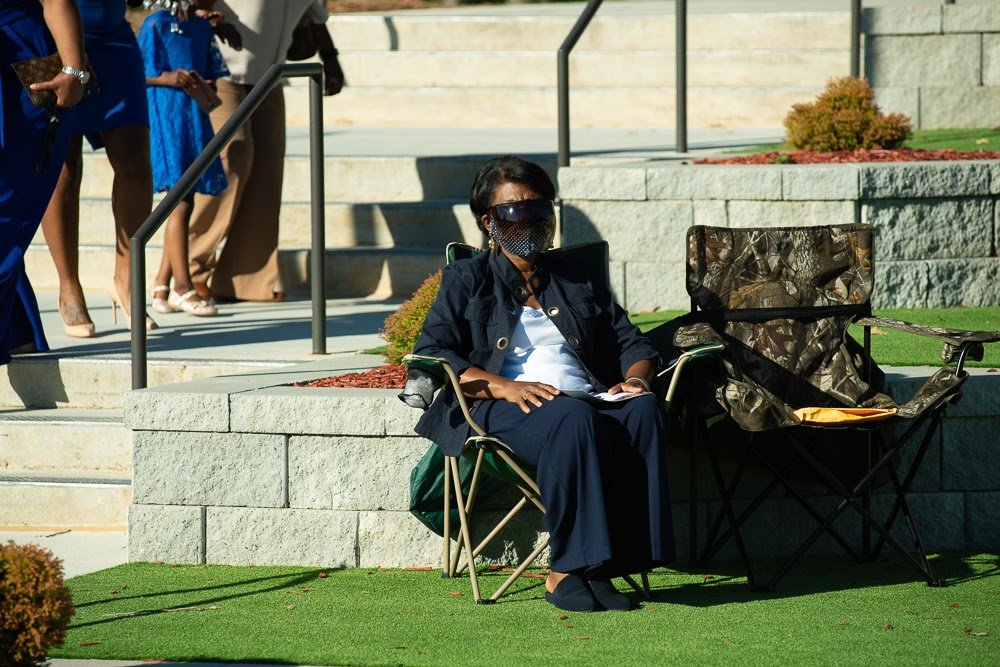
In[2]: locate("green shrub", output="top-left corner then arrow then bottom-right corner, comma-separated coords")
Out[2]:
0,542 -> 74,667
784,77 -> 912,151
380,270 -> 442,364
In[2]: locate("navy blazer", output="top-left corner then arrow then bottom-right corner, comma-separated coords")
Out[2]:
412,248 -> 659,456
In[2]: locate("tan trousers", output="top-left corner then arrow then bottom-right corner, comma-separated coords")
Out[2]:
188,79 -> 285,301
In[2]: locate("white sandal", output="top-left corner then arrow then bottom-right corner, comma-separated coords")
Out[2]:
151,285 -> 174,314
168,289 -> 218,317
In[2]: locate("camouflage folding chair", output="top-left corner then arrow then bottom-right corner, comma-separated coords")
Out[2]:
400,240 -> 719,604
670,224 -> 1000,591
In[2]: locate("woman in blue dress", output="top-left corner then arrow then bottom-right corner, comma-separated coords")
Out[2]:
0,0 -> 87,365
140,1 -> 228,316
39,0 -> 155,336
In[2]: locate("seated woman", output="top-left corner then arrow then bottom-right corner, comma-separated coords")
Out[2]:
412,155 -> 675,613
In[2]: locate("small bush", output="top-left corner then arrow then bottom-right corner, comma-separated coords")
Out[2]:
0,542 -> 74,667
784,77 -> 912,151
380,270 -> 442,364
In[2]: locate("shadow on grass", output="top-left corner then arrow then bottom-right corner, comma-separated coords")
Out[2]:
69,568 -> 329,630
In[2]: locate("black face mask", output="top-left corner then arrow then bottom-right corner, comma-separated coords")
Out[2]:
487,199 -> 556,258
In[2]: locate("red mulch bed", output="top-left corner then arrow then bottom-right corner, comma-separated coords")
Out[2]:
296,364 -> 407,389
695,148 -> 1000,165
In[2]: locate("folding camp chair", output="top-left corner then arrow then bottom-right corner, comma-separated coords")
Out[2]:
400,240 -> 720,604
669,224 -> 1000,591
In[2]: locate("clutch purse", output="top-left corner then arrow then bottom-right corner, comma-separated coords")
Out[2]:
10,53 -> 99,112
184,71 -> 222,114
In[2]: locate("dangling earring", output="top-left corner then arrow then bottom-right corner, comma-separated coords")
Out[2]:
488,236 -> 496,252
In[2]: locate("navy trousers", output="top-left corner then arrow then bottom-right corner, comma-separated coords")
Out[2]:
476,394 -> 675,575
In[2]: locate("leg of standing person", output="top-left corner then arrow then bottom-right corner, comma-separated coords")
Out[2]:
40,135 -> 93,337
187,79 -> 252,299
156,195 -> 216,317
208,84 -> 285,302
101,124 -> 154,322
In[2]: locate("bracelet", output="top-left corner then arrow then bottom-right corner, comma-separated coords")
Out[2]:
625,376 -> 651,392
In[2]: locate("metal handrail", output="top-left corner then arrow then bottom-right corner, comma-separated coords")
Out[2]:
557,0 -> 603,169
130,62 -> 326,390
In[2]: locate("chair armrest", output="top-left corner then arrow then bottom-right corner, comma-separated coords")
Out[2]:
400,354 -> 488,438
673,322 -> 724,349
657,343 -> 726,403
857,316 -> 1000,363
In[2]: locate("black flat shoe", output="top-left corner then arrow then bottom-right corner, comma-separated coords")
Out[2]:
544,574 -> 602,612
587,578 -> 633,611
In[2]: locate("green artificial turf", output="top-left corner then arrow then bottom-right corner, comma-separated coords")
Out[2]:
53,553 -> 997,665
726,128 -> 1000,155
629,307 -> 1000,368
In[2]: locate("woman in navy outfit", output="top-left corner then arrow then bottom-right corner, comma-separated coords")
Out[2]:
0,0 -> 86,364
412,155 -> 675,613
39,0 -> 155,335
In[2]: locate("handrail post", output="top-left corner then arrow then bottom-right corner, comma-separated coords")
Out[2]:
676,0 -> 687,153
310,71 -> 327,355
556,0 -> 604,169
129,63 -> 324,389
850,0 -> 862,78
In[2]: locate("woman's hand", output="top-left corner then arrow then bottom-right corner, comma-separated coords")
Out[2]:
162,69 -> 197,88
497,379 -> 560,414
607,377 -> 650,395
30,71 -> 83,108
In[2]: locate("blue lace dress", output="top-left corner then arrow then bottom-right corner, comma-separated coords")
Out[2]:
139,10 -> 228,195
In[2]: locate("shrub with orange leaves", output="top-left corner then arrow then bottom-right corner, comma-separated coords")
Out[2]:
380,269 -> 442,364
0,541 -> 75,667
784,77 -> 912,151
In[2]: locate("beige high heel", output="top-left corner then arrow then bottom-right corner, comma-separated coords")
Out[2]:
63,320 -> 97,338
108,281 -> 158,331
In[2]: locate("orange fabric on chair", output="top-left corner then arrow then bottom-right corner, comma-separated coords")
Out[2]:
792,407 -> 898,424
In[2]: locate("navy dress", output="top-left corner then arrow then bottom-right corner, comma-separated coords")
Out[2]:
139,10 -> 228,195
0,0 -> 75,364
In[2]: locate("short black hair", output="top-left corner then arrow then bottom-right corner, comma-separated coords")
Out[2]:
469,155 -> 556,233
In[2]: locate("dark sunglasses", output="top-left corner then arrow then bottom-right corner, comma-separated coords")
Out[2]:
488,198 -> 555,226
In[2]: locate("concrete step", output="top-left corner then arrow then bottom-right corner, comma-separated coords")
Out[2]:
0,408 -> 129,475
24,244 -> 445,299
77,153 -> 553,202
0,356 -> 293,409
316,49 -> 848,89
66,197 -> 481,248
328,12 -> 850,52
288,85 -> 822,128
0,473 -> 131,529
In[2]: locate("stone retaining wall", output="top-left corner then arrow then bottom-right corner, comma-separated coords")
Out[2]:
558,160 -> 1000,312
125,366 -> 1000,568
864,3 -> 1000,129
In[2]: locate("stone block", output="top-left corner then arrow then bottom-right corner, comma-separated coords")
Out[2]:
288,435 -> 425,511
357,510 -> 442,568
230,387 -> 386,436
558,166 -> 646,201
124,387 -> 229,433
692,200 -> 727,228
994,163 -> 1000,194
622,260 -> 689,312
726,200 -> 856,228
128,504 -> 204,564
885,369 -> 1000,419
206,507 -> 357,567
862,198 -> 994,260
132,431 -> 285,507
965,492 -> 1000,549
871,491 -> 966,553
560,200 -> 692,262
943,4 -> 1000,33
875,258 -> 1000,308
892,420 -> 942,493
942,417 -> 1000,491
781,165 -> 860,201
859,162 -> 992,199
873,87 -> 921,129
862,6 -> 941,36
867,34 -> 980,88
984,34 -> 1000,86
920,87 -> 1000,129
608,260 -> 626,305
647,165 -> 783,201
384,396 -> 421,437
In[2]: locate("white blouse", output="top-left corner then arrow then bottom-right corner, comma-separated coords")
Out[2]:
499,306 -> 593,392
